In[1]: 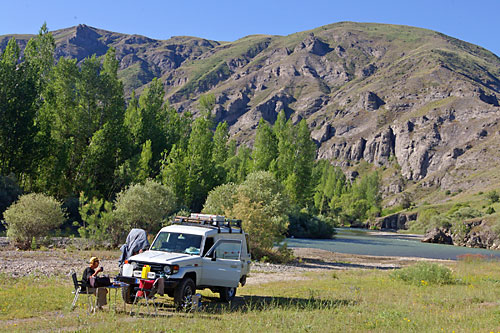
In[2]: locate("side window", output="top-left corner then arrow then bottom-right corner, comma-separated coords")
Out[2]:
203,237 -> 214,256
214,240 -> 241,260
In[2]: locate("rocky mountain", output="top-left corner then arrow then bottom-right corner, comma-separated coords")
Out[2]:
2,22 -> 500,206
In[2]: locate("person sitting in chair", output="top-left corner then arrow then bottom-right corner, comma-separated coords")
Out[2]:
82,257 -> 108,310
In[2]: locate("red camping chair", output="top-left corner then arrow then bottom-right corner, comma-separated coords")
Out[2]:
130,279 -> 159,316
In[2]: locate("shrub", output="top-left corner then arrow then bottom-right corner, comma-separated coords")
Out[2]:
78,194 -> 114,244
486,190 -> 499,204
429,214 -> 452,230
486,206 -> 496,215
202,171 -> 291,261
113,179 -> 177,238
230,193 -> 287,251
3,193 -> 65,250
390,262 -> 455,286
448,206 -> 482,220
288,211 -> 336,238
252,243 -> 295,264
227,171 -> 289,260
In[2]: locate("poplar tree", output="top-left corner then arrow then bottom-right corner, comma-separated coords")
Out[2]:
251,118 -> 277,172
0,38 -> 38,180
292,119 -> 317,207
40,48 -> 128,198
212,121 -> 229,185
185,115 -> 215,211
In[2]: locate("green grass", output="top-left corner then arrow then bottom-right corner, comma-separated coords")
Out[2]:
117,62 -> 154,92
2,257 -> 500,331
401,96 -> 457,122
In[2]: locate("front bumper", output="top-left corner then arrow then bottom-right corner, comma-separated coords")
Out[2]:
116,275 -> 180,290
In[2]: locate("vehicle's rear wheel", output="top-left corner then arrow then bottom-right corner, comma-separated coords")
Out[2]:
174,278 -> 195,310
121,284 -> 136,304
219,286 -> 237,302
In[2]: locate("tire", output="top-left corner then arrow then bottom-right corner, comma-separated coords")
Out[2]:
121,284 -> 136,304
219,287 -> 237,302
174,278 -> 195,310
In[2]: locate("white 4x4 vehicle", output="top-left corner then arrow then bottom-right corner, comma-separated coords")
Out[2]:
118,214 -> 251,309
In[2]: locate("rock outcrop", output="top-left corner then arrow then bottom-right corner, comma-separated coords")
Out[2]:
371,212 -> 418,230
421,228 -> 453,245
357,91 -> 385,111
421,220 -> 500,250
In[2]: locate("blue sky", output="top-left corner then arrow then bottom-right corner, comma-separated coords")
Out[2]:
2,0 -> 499,56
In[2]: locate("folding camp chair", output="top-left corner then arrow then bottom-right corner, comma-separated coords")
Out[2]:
70,272 -> 96,313
130,278 -> 160,316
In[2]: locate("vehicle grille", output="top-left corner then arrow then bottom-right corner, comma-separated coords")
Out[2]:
135,261 -> 163,273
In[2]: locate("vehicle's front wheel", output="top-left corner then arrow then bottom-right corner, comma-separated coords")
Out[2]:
174,278 -> 195,310
121,284 -> 136,304
219,286 -> 237,302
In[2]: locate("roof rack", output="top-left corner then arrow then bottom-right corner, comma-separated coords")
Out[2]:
172,214 -> 243,233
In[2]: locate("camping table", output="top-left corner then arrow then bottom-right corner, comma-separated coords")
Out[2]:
107,281 -> 129,313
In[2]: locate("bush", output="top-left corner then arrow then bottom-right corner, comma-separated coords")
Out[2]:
486,190 -> 499,204
113,179 -> 177,237
224,171 -> 289,260
429,214 -> 452,230
252,243 -> 295,264
202,171 -> 291,262
78,194 -> 114,244
390,262 -> 456,286
486,206 -> 496,215
3,193 -> 65,250
288,211 -> 336,238
448,206 -> 482,220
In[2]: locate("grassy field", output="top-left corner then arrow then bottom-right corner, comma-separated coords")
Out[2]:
1,256 -> 500,332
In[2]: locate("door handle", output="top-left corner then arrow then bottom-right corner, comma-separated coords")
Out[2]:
230,264 -> 238,268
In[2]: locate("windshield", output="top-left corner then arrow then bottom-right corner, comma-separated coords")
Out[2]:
150,232 -> 202,255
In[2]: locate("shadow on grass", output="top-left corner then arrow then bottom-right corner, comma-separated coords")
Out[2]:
201,294 -> 357,313
127,294 -> 356,317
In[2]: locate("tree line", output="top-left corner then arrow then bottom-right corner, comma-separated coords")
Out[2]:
0,26 -> 381,256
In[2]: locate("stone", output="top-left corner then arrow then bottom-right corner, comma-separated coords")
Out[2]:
357,91 -> 385,111
421,228 -> 453,245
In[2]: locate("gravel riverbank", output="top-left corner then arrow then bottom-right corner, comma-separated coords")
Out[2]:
0,244 -> 452,280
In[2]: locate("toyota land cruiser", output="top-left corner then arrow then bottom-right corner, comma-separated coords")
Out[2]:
117,214 -> 251,309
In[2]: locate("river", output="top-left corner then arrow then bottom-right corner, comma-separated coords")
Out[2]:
286,228 -> 500,260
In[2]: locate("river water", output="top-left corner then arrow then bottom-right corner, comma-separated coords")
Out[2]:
286,228 -> 500,260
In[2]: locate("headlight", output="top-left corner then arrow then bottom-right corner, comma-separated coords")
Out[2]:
131,261 -> 138,269
163,265 -> 179,275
